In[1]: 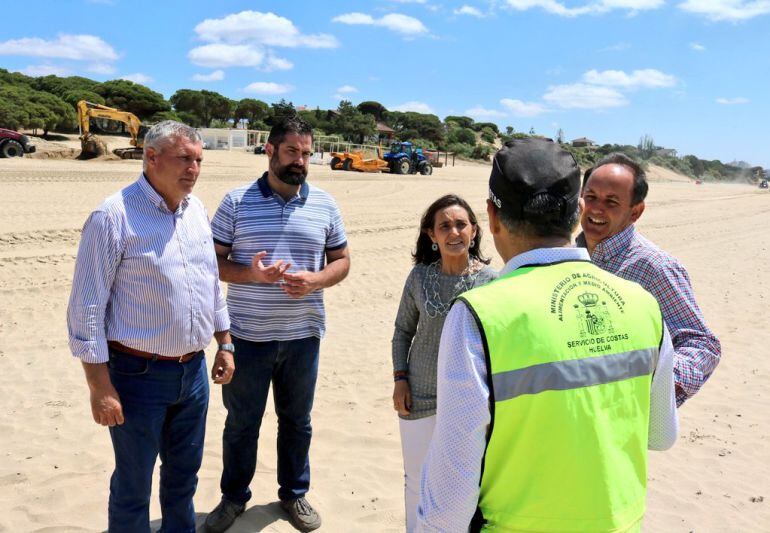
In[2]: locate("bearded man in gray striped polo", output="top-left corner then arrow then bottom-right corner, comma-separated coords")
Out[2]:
205,116 -> 350,533
67,121 -> 235,533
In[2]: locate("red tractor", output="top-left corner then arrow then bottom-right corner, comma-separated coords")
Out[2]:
0,128 -> 36,158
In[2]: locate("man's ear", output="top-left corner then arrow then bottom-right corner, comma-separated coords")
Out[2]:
265,142 -> 275,158
144,147 -> 157,167
630,200 -> 645,223
486,199 -> 500,235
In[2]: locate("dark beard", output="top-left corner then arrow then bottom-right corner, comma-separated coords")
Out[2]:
271,158 -> 307,185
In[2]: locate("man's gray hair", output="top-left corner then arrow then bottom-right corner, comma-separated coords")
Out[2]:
143,120 -> 201,157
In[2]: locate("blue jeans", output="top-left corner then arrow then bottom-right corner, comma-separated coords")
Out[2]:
107,349 -> 209,533
220,335 -> 320,504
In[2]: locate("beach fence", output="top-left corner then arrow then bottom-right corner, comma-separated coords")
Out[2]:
195,128 -> 455,168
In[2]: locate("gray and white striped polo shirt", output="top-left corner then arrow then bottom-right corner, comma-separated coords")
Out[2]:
211,174 -> 347,342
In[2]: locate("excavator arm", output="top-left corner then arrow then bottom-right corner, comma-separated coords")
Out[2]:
77,100 -> 143,147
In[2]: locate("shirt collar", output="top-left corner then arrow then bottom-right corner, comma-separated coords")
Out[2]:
257,172 -> 309,201
500,246 -> 590,276
137,173 -> 189,214
592,224 -> 636,262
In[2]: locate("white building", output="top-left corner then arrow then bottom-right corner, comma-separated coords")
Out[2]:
197,128 -> 269,150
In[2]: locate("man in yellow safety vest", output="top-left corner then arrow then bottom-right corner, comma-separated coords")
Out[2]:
415,138 -> 679,533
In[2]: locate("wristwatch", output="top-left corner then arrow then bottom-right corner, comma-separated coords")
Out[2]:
218,343 -> 235,353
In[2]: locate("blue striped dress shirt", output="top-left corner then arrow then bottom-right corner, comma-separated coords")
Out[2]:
67,174 -> 230,364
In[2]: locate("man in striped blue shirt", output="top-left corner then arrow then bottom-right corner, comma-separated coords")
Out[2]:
205,117 -> 350,533
67,122 -> 235,533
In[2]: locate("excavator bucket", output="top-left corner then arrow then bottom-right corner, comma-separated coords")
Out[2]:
78,133 -> 108,159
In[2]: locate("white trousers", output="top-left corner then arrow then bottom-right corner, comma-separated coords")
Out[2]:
399,415 -> 437,533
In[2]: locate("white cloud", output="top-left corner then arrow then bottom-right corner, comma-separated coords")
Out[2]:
0,34 -> 118,61
244,82 -> 294,95
333,13 -> 376,24
87,63 -> 117,74
455,5 -> 486,17
333,86 -> 358,100
391,101 -> 435,113
543,83 -> 628,109
264,54 -> 294,71
500,98 -> 548,117
466,106 -> 507,118
20,64 -> 71,77
293,34 -> 340,49
599,42 -> 630,52
716,96 -> 750,104
333,12 -> 428,35
582,68 -> 677,88
120,73 -> 153,84
192,70 -> 225,82
678,0 -> 770,21
689,42 -> 706,51
505,0 -> 663,16
194,11 -> 338,49
188,43 -> 265,68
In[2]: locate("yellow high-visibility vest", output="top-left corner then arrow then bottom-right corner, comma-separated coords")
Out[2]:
459,259 -> 663,532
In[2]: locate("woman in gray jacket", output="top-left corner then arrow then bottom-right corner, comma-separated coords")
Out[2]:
391,194 -> 497,532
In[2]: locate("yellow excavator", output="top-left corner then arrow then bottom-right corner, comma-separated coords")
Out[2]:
77,100 -> 146,159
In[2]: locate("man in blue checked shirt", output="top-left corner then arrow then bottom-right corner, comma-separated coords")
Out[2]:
205,116 -> 350,533
578,153 -> 721,406
67,121 -> 235,533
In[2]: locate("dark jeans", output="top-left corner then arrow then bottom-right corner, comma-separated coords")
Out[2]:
107,349 -> 209,533
220,335 -> 320,504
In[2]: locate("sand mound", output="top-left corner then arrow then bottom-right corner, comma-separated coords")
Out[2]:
647,164 -> 694,183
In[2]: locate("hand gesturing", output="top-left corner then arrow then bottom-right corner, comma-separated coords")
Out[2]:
250,251 -> 290,284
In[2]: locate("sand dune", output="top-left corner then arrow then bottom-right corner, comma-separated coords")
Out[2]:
0,145 -> 767,532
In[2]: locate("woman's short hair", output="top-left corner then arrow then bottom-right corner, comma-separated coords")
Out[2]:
412,194 -> 490,265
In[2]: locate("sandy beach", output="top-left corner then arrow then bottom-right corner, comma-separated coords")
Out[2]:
0,141 -> 767,532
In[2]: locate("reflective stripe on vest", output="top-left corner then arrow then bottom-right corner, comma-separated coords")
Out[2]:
492,347 -> 658,402
460,260 -> 663,533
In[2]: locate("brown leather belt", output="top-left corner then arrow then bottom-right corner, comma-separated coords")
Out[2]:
108,341 -> 199,363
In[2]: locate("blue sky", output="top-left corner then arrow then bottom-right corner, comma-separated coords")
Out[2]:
1,0 -> 768,167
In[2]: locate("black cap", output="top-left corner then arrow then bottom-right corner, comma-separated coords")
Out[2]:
489,137 -> 580,222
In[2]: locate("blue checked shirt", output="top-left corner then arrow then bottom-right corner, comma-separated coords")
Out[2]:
67,174 -> 230,364
578,224 -> 721,406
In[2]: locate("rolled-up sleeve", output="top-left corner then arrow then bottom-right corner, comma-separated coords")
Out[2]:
67,210 -> 122,363
648,324 -> 679,450
213,278 -> 230,332
416,301 -> 490,532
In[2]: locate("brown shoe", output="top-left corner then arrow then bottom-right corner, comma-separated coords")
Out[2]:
280,496 -> 322,532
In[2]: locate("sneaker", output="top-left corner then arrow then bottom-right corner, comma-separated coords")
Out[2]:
204,498 -> 245,533
280,496 -> 322,532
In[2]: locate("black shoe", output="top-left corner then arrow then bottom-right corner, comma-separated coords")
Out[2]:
204,498 -> 245,533
280,496 -> 322,532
